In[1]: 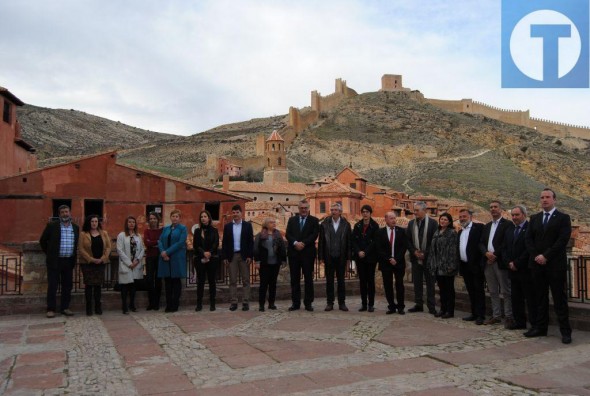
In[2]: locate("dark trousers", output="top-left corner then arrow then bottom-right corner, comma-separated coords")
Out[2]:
84,285 -> 102,313
289,252 -> 315,307
259,264 -> 281,307
436,275 -> 455,315
164,277 -> 182,310
412,261 -> 436,311
462,265 -> 486,318
120,282 -> 136,312
532,268 -> 571,336
511,271 -> 537,328
357,259 -> 377,307
145,256 -> 162,309
196,258 -> 217,304
381,266 -> 405,310
326,256 -> 346,305
46,257 -> 74,312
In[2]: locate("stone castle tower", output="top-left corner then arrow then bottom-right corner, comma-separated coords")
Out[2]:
262,130 -> 289,184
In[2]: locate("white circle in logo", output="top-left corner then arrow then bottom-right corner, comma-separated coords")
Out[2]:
510,10 -> 581,81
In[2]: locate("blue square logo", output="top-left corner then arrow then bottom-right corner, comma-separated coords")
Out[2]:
502,0 -> 589,88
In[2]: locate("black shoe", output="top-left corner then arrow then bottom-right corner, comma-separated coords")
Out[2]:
95,305 -> 102,315
462,315 -> 477,321
86,306 -> 93,316
130,307 -> 137,313
386,309 -> 396,315
242,303 -> 249,311
562,334 -> 572,344
475,317 -> 485,325
146,306 -> 154,311
324,304 -> 334,311
229,304 -> 238,311
305,305 -> 314,312
408,305 -> 423,313
259,306 -> 265,312
288,305 -> 300,311
397,309 -> 405,315
368,306 -> 374,312
339,304 -> 349,312
210,304 -> 216,312
441,313 -> 454,319
153,306 -> 160,311
123,310 -> 129,314
428,308 -> 437,315
434,311 -> 444,318
195,305 -> 203,312
524,328 -> 547,338
268,305 -> 277,310
359,306 -> 368,312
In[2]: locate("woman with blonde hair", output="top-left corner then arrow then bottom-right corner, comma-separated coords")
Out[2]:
158,209 -> 188,313
254,217 -> 286,312
117,216 -> 145,314
78,215 -> 111,316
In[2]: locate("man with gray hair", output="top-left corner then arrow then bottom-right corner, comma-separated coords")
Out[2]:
406,202 -> 438,314
318,203 -> 352,311
501,205 -> 535,330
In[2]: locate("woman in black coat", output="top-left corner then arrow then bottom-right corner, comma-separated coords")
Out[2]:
193,210 -> 220,312
352,205 -> 380,312
254,217 -> 287,312
429,213 -> 459,318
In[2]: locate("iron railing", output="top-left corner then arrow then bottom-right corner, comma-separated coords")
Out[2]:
568,255 -> 589,303
0,252 -> 22,295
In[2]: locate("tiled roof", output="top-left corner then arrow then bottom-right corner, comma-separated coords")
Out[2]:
266,130 -> 284,142
229,181 -> 308,195
245,201 -> 294,210
312,180 -> 363,195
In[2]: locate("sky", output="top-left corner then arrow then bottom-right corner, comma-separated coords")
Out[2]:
1,0 -> 588,136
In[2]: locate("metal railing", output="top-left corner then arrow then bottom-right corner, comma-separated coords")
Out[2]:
0,252 -> 22,295
568,255 -> 589,303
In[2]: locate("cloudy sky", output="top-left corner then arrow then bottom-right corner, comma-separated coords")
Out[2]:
1,0 -> 588,136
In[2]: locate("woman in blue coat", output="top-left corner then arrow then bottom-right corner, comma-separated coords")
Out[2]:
158,209 -> 187,312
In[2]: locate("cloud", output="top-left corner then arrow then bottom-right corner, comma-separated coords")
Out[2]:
0,0 -> 588,135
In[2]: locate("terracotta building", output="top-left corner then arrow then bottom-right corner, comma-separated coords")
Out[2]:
0,86 -> 37,178
0,151 -> 249,247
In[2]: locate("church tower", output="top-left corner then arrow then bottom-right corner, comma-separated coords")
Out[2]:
263,130 -> 289,184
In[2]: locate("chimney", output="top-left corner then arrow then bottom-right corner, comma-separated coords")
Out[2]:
222,175 -> 230,191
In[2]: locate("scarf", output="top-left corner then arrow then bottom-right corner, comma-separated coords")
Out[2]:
412,217 -> 429,265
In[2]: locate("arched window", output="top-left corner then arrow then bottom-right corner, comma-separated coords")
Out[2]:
272,144 -> 275,151
278,157 -> 282,166
267,158 -> 270,166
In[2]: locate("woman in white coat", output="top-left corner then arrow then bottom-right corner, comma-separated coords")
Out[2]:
117,216 -> 145,314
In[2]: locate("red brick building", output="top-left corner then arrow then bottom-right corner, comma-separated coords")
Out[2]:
0,151 -> 249,247
0,86 -> 37,178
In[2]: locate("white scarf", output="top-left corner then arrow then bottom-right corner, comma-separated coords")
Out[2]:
412,217 -> 429,265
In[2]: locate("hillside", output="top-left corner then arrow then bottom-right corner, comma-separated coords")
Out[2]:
17,92 -> 590,223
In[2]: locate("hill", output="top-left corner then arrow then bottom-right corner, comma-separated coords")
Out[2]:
17,92 -> 590,223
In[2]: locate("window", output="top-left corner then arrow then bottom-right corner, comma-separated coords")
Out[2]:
278,157 -> 282,166
350,183 -> 356,189
3,101 -> 11,124
205,202 -> 220,221
269,197 -> 274,201
146,205 -> 163,220
272,143 -> 275,151
52,199 -> 72,220
319,202 -> 326,213
84,199 -> 104,220
267,158 -> 270,166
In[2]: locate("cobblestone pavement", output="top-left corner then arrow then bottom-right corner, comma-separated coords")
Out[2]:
1,298 -> 589,395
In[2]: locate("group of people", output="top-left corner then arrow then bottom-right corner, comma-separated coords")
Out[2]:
39,188 -> 573,344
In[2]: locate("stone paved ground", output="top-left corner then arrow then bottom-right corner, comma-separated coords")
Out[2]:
1,298 -> 589,396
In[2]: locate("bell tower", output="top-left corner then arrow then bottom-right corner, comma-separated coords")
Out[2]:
263,130 -> 289,184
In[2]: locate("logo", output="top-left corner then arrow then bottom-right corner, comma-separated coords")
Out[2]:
502,0 -> 589,88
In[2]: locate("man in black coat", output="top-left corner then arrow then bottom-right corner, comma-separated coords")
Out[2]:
39,205 -> 80,318
222,204 -> 254,311
524,188 -> 572,344
286,200 -> 320,311
479,201 -> 512,327
502,205 -> 535,330
376,211 -> 408,315
406,201 -> 438,314
458,209 -> 486,325
318,203 -> 352,312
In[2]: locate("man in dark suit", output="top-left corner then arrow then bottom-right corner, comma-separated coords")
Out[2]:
479,201 -> 512,327
406,201 -> 438,314
376,211 -> 408,315
286,199 -> 320,311
458,209 -> 486,325
39,205 -> 80,318
525,188 -> 572,344
318,203 -> 352,312
502,205 -> 535,330
222,204 -> 254,311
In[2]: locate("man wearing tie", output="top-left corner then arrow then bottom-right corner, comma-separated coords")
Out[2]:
222,204 -> 254,312
524,188 -> 572,344
458,209 -> 486,325
376,211 -> 408,315
502,205 -> 535,330
286,200 -> 320,311
479,201 -> 512,327
318,203 -> 352,312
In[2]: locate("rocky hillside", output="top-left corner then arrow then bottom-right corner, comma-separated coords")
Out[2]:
17,92 -> 590,223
